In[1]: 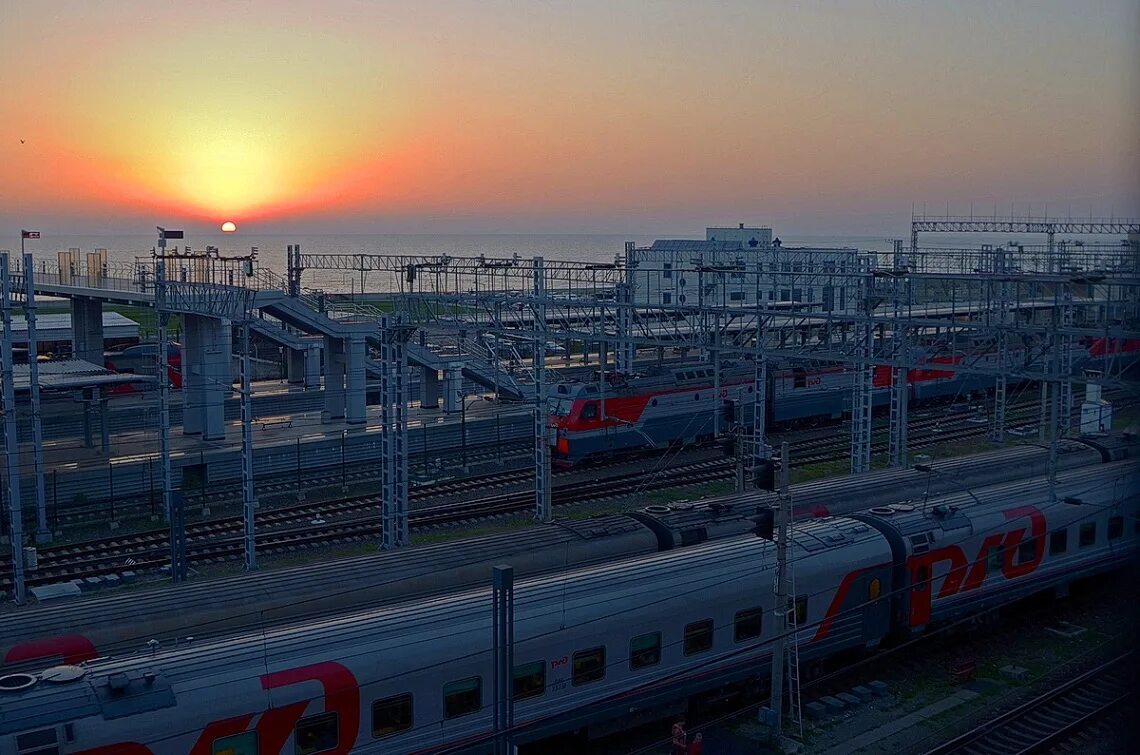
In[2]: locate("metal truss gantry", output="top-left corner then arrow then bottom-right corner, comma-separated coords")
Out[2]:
379,313 -> 413,549
287,232 -> 1138,501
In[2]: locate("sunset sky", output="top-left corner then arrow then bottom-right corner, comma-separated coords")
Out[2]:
1,0 -> 1137,236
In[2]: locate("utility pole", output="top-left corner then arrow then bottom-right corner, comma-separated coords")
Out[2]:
240,319 -> 257,571
766,442 -> 792,737
734,425 -> 746,493
22,253 -> 49,543
1,252 -> 27,605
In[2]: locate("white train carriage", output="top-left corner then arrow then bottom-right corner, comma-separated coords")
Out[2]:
1,463 -> 1136,755
0,520 -> 893,754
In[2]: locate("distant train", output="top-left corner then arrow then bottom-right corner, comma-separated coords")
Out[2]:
549,337 -> 1140,466
1,462 -> 1134,753
103,342 -> 183,391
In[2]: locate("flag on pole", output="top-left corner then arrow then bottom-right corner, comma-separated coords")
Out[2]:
21,230 -> 40,239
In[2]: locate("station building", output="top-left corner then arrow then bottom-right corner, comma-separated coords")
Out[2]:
627,223 -> 868,314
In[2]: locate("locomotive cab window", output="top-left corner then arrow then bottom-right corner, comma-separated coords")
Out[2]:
630,632 -> 662,669
684,619 -> 714,655
513,661 -> 545,700
295,712 -> 338,755
213,731 -> 258,755
734,608 -> 763,642
443,677 -> 482,719
1079,522 -> 1096,547
1108,516 -> 1123,540
581,403 -> 598,420
573,647 -> 606,685
371,694 -> 413,738
1049,529 -> 1068,555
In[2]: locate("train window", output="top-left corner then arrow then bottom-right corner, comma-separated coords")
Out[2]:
581,403 -> 597,420
513,661 -> 545,700
663,263 -> 673,279
734,608 -> 763,642
1049,529 -> 1068,555
694,393 -> 701,401
663,292 -> 672,304
212,731 -> 258,755
630,632 -> 662,669
793,368 -> 806,389
1108,516 -> 1123,540
685,371 -> 696,380
1079,522 -> 1096,547
651,398 -> 659,407
443,677 -> 482,719
684,620 -> 714,655
15,728 -> 58,755
371,694 -> 413,738
295,712 -> 338,755
572,647 -> 606,685
440,679 -> 481,720
730,291 -> 745,301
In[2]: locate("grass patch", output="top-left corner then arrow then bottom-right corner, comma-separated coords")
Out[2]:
411,516 -> 535,545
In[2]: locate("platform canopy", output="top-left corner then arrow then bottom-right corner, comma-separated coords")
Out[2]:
9,359 -> 155,392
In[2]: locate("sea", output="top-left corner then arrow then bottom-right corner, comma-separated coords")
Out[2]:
7,230 -> 1111,295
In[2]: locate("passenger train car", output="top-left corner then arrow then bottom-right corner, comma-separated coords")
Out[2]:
1,438 -> 1128,676
1,463 -> 1135,754
549,337 -> 1139,465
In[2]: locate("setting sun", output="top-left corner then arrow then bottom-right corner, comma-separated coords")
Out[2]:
221,221 -> 237,232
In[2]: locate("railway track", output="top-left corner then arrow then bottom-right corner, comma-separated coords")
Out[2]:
922,651 -> 1135,755
42,385 -> 1077,528
0,458 -> 733,589
0,395 -> 1117,592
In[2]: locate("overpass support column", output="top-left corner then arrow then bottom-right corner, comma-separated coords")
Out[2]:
345,334 -> 366,425
304,342 -> 321,389
287,347 -> 306,385
443,365 -> 463,413
201,317 -> 231,441
420,367 -> 440,409
181,314 -> 204,436
70,297 -> 104,364
322,336 -> 346,422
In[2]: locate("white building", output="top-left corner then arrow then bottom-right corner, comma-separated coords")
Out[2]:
626,225 -> 867,314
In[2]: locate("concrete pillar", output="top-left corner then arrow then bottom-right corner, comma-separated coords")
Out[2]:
345,334 -> 366,425
181,315 -> 230,439
323,335 -> 346,422
304,342 -> 321,389
201,317 -> 230,440
70,297 -> 104,363
287,348 -> 306,385
443,364 -> 463,413
421,367 -> 440,409
181,315 -> 204,436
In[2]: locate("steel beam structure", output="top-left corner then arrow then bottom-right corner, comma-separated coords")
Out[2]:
850,260 -> 875,474
240,320 -> 257,572
887,242 -> 910,468
1,253 -> 26,605
380,313 -> 411,549
532,258 -> 552,523
19,254 -> 49,542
